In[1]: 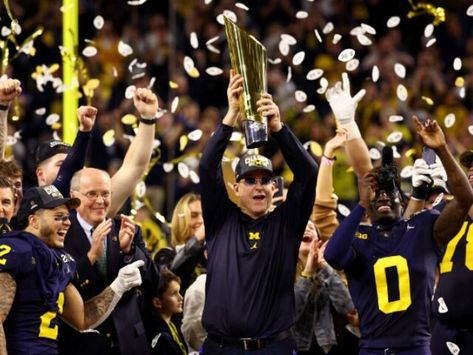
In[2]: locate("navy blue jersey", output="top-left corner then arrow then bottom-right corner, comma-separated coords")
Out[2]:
433,216 -> 473,329
0,231 -> 76,355
341,210 -> 440,349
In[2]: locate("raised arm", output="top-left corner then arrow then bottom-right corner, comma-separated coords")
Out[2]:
61,260 -> 144,330
414,117 -> 473,246
108,88 -> 158,217
0,273 -> 16,355
0,78 -> 22,160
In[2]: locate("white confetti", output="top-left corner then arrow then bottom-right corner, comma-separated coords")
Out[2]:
93,16 -> 104,30
317,77 -> 328,94
127,0 -> 147,4
400,165 -> 413,179
346,59 -> 359,71
372,65 -> 380,82
437,297 -> 448,313
217,10 -> 237,25
35,107 -> 46,115
444,113 -> 456,128
468,5 -> 473,16
190,32 -> 199,49
206,35 -> 219,45
189,170 -> 200,184
369,148 -> 381,160
281,33 -> 297,45
82,46 -> 97,57
468,125 -> 473,135
52,131 -> 61,141
453,57 -> 462,71
338,204 -> 351,217
389,115 -> 404,122
295,90 -> 307,102
177,162 -> 190,178
396,84 -> 408,101
296,11 -> 308,19
230,131 -> 243,141
113,66 -> 118,77
188,129 -> 203,141
1,26 -> 11,37
235,2 -> 249,11
361,23 -> 376,35
387,16 -> 400,28
424,24 -> 434,38
279,41 -> 290,56
268,58 -> 282,65
207,44 -> 220,54
163,163 -> 174,173
446,342 -> 460,355
118,41 -> 133,57
303,105 -> 315,113
350,26 -> 364,36
332,34 -> 342,44
394,63 -> 406,78
171,96 -> 179,113
338,48 -> 355,62
392,146 -> 400,159
357,34 -> 372,46
426,38 -> 436,48
204,0 -> 213,4
286,66 -> 292,83
183,56 -> 195,73
205,67 -> 223,76
135,181 -> 146,198
125,85 -> 136,99
387,131 -> 403,143
314,29 -> 322,43
11,21 -> 21,35
322,22 -> 334,34
292,51 -> 305,66
306,69 -> 324,80
46,113 -> 60,126
460,87 -> 466,98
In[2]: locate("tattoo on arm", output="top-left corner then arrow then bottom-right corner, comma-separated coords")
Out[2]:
0,273 -> 16,355
83,287 -> 115,327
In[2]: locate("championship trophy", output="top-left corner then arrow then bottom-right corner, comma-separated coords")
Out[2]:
224,17 -> 268,148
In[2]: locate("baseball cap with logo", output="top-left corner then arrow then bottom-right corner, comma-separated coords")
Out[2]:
460,150 -> 473,169
235,154 -> 274,181
35,140 -> 71,167
17,185 -> 80,228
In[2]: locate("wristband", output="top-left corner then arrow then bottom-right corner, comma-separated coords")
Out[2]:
139,117 -> 157,125
322,156 -> 335,167
0,104 -> 9,111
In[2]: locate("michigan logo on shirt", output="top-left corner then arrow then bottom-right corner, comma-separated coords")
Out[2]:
249,231 -> 261,249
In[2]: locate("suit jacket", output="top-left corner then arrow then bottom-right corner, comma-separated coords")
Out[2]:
59,210 -> 157,355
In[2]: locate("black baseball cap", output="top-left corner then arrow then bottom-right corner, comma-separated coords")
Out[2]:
35,140 -> 71,166
17,185 -> 80,227
235,154 -> 274,181
460,150 -> 473,169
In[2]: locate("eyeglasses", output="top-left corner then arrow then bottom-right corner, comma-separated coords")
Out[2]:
53,214 -> 70,223
76,190 -> 111,200
240,176 -> 273,186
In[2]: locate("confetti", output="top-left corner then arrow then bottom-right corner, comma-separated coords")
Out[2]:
317,77 -> 328,94
296,11 -> 308,19
303,105 -> 315,113
102,129 -> 115,147
281,33 -> 297,45
455,77 -> 464,87
338,204 -> 351,217
177,162 -> 190,178
121,114 -> 137,125
127,0 -> 147,4
356,34 -> 372,46
268,58 -> 282,65
35,107 -> 46,115
118,41 -> 133,56
369,148 -> 381,160
11,21 -> 21,35
5,136 -> 17,146
190,32 -> 199,49
189,170 -> 200,184
387,131 -> 403,143
206,36 -> 219,45
279,41 -> 290,56
183,56 -> 196,74
46,113 -> 60,126
426,38 -> 436,48
188,129 -> 203,141
286,66 -> 292,83
314,29 -> 322,43
394,63 -> 406,78
295,90 -> 307,102
346,59 -> 359,71
207,44 -> 220,54
179,135 -> 188,151
322,22 -> 334,34
338,48 -> 355,62
292,51 -> 305,65
163,163 -> 174,173
444,113 -> 456,128
460,87 -> 466,98
421,96 -> 434,105
396,84 -> 408,101
453,57 -> 462,71
446,342 -> 460,355
389,115 -> 404,122
93,16 -> 104,30
206,67 -> 223,76
204,0 -> 213,4
307,69 -> 324,80
361,23 -> 376,35
400,165 -> 413,179
387,16 -> 401,28
235,2 -> 249,11
332,34 -> 342,44
468,5 -> 473,16
1,26 -> 11,37
350,26 -> 364,36
82,46 -> 97,57
230,131 -> 243,141
171,96 -> 179,113
468,125 -> 473,135
424,24 -> 434,38
125,85 -> 136,99
372,65 -> 380,82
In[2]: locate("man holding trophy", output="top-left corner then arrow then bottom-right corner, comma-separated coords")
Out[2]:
197,18 -> 318,354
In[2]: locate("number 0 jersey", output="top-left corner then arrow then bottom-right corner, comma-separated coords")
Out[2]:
346,210 -> 440,349
0,231 -> 76,355
433,216 -> 473,329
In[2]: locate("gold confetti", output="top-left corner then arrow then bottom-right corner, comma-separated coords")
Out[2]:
102,129 -> 115,147
405,148 -> 417,158
179,135 -> 189,151
455,77 -> 464,87
407,1 -> 446,26
121,114 -> 137,125
169,81 -> 179,89
421,96 -> 434,105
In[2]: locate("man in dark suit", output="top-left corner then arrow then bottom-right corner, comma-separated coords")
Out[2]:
58,167 -> 156,355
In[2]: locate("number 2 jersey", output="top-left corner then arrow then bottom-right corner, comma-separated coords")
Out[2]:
433,216 -> 473,329
0,231 -> 76,355
324,205 -> 441,349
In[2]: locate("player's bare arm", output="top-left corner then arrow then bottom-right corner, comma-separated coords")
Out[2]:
0,273 -> 16,355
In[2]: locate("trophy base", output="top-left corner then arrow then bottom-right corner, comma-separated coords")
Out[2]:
243,120 -> 268,148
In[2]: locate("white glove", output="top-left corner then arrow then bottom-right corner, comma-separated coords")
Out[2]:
325,72 -> 366,125
411,159 -> 433,200
110,260 -> 144,297
430,161 -> 448,192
